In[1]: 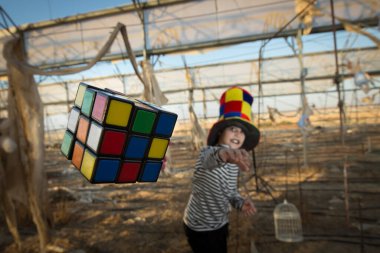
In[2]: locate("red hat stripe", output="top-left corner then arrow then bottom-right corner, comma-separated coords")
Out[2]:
220,93 -> 226,104
241,114 -> 250,121
224,101 -> 242,114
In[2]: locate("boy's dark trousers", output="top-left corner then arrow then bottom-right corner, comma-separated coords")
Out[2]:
184,223 -> 229,253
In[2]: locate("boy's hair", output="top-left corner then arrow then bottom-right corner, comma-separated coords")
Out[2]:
216,121 -> 248,139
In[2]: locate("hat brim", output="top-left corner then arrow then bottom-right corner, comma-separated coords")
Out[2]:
207,118 -> 260,150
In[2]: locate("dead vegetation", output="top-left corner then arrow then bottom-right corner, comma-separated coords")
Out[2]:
1,120 -> 380,253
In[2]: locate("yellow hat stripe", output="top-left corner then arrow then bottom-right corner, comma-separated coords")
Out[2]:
241,101 -> 251,120
225,88 -> 243,102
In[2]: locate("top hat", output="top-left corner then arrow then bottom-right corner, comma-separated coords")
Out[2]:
207,86 -> 260,150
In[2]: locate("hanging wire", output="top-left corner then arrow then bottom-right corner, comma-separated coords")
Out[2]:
249,1 -> 319,207
236,0 -> 315,240
227,4 -> 314,246
257,0 -> 318,128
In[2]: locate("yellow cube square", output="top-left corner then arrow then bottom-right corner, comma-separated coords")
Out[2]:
148,138 -> 169,159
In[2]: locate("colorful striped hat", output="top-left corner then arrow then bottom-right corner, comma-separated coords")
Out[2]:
207,86 -> 260,150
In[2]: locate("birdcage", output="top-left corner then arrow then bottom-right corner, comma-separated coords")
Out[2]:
273,199 -> 303,243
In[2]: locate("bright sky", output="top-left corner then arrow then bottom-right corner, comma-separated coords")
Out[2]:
0,0 -> 131,26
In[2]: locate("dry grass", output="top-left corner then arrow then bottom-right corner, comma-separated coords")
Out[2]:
1,107 -> 380,253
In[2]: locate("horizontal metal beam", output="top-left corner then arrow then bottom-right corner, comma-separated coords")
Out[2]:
1,70 -> 376,111
6,86 -> 376,117
1,17 -> 376,77
30,46 -> 379,90
146,18 -> 379,56
161,70 -> 380,96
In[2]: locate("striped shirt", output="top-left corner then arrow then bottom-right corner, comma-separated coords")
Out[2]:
183,145 -> 244,231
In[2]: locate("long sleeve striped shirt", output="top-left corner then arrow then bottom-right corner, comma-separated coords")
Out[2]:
183,145 -> 244,231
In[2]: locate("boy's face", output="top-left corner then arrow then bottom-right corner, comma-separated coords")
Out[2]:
217,125 -> 245,149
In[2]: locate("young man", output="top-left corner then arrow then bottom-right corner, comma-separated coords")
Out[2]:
183,86 -> 260,253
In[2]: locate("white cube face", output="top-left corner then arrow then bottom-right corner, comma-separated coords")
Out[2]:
67,108 -> 80,133
86,122 -> 103,153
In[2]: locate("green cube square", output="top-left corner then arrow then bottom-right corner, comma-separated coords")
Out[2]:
81,89 -> 96,117
132,110 -> 156,135
60,131 -> 74,159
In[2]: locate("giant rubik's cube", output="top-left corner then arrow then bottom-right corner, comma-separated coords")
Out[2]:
60,82 -> 177,184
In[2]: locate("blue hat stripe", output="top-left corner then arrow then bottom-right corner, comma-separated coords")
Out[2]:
224,112 -> 242,119
219,104 -> 225,117
243,91 -> 253,105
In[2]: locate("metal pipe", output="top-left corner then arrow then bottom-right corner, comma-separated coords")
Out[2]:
330,0 -> 345,145
343,155 -> 350,226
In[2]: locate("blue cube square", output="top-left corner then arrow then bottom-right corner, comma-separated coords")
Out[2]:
93,158 -> 121,183
138,161 -> 162,182
154,113 -> 177,137
124,135 -> 150,159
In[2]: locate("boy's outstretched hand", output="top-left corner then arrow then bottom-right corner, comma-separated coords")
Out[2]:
219,148 -> 252,171
242,198 -> 257,216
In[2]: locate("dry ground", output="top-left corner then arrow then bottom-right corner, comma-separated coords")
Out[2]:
1,123 -> 380,253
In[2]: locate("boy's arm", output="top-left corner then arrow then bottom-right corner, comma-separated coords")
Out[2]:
229,187 -> 257,216
218,148 -> 252,171
229,192 -> 245,210
201,146 -> 252,171
201,146 -> 226,170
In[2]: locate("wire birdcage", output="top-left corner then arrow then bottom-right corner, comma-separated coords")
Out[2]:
273,199 -> 303,243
